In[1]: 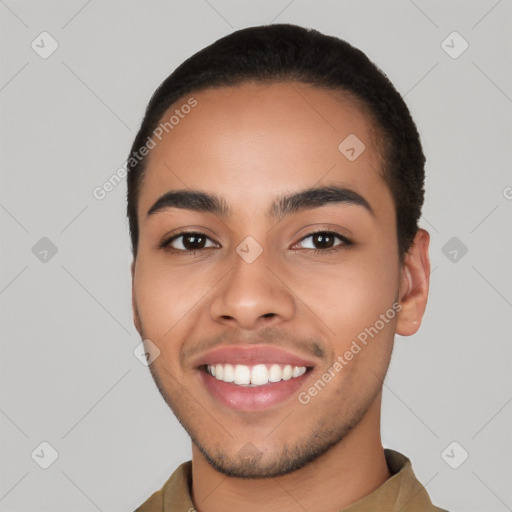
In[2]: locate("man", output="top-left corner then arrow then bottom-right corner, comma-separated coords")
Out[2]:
128,24 -> 447,512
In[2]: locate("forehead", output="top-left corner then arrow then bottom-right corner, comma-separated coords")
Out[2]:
137,82 -> 393,223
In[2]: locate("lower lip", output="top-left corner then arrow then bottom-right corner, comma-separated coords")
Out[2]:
199,369 -> 312,412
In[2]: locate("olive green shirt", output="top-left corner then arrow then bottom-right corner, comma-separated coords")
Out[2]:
134,449 -> 448,512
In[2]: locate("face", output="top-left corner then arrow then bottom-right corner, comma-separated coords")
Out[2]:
132,82 -> 422,477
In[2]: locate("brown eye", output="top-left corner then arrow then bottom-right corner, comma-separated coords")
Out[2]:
311,233 -> 336,249
295,231 -> 351,251
163,232 -> 216,252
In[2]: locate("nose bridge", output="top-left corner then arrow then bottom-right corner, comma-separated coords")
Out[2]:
209,235 -> 295,327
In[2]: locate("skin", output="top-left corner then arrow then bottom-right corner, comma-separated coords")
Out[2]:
131,82 -> 430,512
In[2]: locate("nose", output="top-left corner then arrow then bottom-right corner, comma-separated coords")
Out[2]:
209,247 -> 296,330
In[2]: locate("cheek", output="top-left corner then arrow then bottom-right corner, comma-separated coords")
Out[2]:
133,252 -> 195,340
307,254 -> 399,404
291,246 -> 400,345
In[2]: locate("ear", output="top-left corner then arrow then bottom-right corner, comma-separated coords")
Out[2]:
396,228 -> 431,336
131,260 -> 142,337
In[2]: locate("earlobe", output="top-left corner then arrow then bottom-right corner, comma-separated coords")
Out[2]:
396,229 -> 431,337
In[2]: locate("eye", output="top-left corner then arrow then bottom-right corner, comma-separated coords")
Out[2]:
161,231 -> 217,252
160,229 -> 352,255
293,230 -> 352,252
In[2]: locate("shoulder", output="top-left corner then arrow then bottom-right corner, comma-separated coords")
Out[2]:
133,487 -> 164,512
133,461 -> 193,512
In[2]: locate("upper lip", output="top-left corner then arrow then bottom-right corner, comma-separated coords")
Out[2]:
191,345 -> 317,369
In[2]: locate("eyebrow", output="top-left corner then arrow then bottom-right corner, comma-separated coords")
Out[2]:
147,185 -> 373,220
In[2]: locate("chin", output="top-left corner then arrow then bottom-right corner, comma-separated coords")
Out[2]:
190,423 -> 355,479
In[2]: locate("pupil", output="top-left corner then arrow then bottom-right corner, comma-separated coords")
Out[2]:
314,233 -> 333,249
184,234 -> 205,250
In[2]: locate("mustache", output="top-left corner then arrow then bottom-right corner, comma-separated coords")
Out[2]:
180,326 -> 326,365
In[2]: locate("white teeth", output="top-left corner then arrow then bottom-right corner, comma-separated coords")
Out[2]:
234,364 -> 251,385
223,363 -> 234,383
282,365 -> 292,381
251,364 -> 269,386
268,364 -> 282,382
206,363 -> 307,386
292,366 -> 306,378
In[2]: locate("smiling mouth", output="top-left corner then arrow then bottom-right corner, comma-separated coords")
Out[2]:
204,363 -> 310,386
193,344 -> 317,411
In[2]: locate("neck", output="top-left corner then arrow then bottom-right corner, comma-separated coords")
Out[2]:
190,393 -> 390,512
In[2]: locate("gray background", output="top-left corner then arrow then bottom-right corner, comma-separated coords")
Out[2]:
1,1 -> 511,511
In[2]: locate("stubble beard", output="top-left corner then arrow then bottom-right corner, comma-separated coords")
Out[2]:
148,360 -> 380,479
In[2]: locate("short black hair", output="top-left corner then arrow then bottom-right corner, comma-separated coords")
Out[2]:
126,24 -> 425,262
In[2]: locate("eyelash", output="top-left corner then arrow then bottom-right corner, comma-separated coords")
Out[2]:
159,229 -> 353,256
